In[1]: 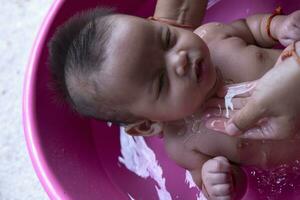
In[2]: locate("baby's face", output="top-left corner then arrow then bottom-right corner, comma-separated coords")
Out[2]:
100,15 -> 217,122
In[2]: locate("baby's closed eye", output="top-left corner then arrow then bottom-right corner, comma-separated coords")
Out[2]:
162,26 -> 175,49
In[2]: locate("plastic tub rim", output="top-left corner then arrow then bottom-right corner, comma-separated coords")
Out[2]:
22,0 -> 67,199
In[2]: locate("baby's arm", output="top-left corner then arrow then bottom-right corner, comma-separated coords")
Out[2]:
239,10 -> 300,47
198,10 -> 299,47
164,134 -> 245,199
153,0 -> 208,28
194,13 -> 290,81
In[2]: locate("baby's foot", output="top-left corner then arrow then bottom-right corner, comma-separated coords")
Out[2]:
202,156 -> 234,200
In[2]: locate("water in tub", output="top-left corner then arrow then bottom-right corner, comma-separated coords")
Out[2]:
118,129 -> 205,200
118,82 -> 300,200
223,84 -> 300,199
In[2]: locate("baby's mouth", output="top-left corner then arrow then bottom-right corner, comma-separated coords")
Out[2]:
195,60 -> 203,83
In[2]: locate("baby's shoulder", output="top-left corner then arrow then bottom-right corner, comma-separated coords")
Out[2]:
194,22 -> 235,44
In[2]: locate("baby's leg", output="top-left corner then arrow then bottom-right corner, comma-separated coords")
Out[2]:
201,156 -> 246,200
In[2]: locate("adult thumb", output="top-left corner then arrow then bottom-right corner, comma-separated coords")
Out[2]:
226,100 -> 266,136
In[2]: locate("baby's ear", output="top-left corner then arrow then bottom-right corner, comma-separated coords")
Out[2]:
125,120 -> 163,136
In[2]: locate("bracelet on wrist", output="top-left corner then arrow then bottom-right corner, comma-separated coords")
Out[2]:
266,6 -> 283,42
148,16 -> 195,29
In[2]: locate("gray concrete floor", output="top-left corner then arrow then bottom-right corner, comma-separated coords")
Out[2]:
0,0 -> 53,199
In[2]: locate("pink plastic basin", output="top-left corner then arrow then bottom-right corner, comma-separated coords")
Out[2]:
23,0 -> 300,199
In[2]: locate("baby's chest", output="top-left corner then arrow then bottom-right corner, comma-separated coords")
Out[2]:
163,120 -> 279,166
164,121 -> 241,161
208,40 -> 280,82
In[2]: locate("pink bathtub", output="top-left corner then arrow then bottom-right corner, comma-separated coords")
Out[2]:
23,0 -> 300,199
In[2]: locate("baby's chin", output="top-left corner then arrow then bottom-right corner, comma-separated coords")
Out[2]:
157,105 -> 204,122
172,81 -> 219,121
206,73 -> 220,100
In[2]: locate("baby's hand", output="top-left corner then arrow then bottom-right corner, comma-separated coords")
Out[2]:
202,156 -> 234,200
276,10 -> 300,46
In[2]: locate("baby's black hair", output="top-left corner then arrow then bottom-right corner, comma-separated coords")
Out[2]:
48,7 -> 139,124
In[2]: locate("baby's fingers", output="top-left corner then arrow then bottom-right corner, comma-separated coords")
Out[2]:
280,38 -> 295,47
210,184 -> 232,197
281,30 -> 300,46
209,157 -> 231,173
207,173 -> 231,185
211,195 -> 231,200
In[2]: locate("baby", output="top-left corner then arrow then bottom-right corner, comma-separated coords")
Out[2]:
48,7 -> 300,199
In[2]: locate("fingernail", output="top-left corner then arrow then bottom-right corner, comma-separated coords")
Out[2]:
225,123 -> 241,136
205,119 -> 226,133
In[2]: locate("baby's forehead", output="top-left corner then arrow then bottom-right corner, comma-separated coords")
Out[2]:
98,15 -> 164,91
105,15 -> 159,66
110,14 -> 149,28
108,14 -> 157,44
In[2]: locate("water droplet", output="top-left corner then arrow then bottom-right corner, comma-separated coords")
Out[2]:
238,140 -> 252,150
250,170 -> 256,176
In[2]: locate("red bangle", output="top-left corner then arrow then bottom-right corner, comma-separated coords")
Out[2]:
148,16 -> 195,29
295,42 -> 300,65
266,6 -> 283,41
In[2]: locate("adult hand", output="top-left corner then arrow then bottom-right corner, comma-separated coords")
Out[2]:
153,0 -> 208,28
275,10 -> 300,46
204,42 -> 300,139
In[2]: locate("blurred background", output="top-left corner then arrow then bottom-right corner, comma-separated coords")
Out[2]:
0,0 -> 52,199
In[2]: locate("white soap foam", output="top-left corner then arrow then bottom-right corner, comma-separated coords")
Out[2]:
118,128 -> 172,200
185,170 -> 197,189
119,129 -> 208,200
207,0 -> 222,9
185,171 -> 207,200
128,193 -> 135,200
224,83 -> 255,118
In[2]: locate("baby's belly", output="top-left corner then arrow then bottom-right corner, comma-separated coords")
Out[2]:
165,119 -> 300,168
188,127 -> 300,167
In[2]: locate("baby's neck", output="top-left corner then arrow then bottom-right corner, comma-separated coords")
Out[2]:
162,69 -> 228,135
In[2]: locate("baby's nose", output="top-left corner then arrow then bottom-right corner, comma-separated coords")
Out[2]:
175,50 -> 188,77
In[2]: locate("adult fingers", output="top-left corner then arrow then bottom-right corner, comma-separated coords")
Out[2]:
205,97 -> 250,110
240,116 -> 295,140
240,126 -> 272,139
226,100 -> 267,136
